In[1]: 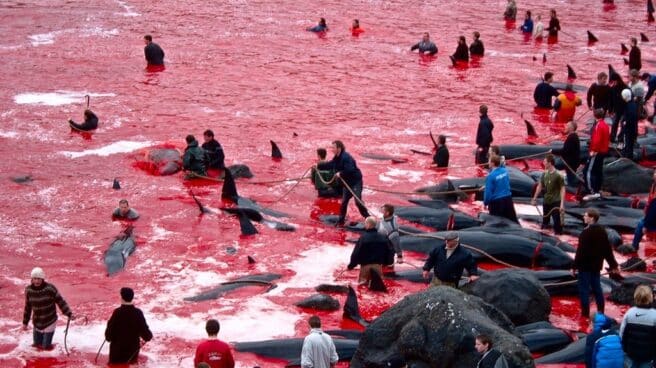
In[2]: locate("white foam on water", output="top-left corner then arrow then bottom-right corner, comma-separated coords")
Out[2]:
379,167 -> 424,183
83,27 -> 119,38
28,31 -> 60,46
60,140 -> 152,158
270,244 -> 348,294
115,0 -> 140,16
14,91 -> 116,106
0,131 -> 18,138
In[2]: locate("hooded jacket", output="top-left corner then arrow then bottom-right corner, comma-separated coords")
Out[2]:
555,91 -> 582,123
586,313 -> 624,368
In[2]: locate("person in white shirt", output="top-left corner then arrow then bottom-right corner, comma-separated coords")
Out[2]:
301,316 -> 338,368
533,14 -> 544,39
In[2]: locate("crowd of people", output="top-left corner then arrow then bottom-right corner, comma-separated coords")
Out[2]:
22,1 -> 656,367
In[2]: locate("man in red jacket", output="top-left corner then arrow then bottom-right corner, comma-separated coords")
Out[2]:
194,319 -> 235,368
583,109 -> 610,200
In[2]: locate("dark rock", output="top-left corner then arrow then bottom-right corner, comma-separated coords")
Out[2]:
462,269 -> 551,325
295,294 -> 340,311
349,286 -> 533,368
315,284 -> 349,294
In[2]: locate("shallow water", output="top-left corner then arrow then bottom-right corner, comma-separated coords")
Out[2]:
0,0 -> 654,367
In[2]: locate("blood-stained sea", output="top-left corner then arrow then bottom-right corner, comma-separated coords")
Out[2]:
0,0 -> 653,367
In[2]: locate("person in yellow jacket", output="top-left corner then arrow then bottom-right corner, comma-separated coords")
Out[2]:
554,84 -> 583,123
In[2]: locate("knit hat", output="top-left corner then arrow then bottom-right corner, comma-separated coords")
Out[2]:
621,89 -> 633,102
386,356 -> 407,368
120,287 -> 134,302
31,267 -> 45,279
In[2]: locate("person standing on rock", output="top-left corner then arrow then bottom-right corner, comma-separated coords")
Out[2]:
23,267 -> 74,350
475,334 -> 509,368
300,316 -> 338,368
348,217 -> 390,286
422,231 -> 479,288
572,209 -> 620,318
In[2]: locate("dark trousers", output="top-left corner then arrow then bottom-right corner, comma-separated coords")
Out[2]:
488,196 -> 518,223
556,161 -> 579,187
623,128 -> 637,160
584,153 -> 605,194
610,112 -> 623,143
475,146 -> 489,165
542,201 -> 563,234
577,271 -> 605,317
33,328 -> 54,349
339,180 -> 369,223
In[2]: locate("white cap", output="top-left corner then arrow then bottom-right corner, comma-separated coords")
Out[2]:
621,89 -> 632,102
30,267 -> 45,279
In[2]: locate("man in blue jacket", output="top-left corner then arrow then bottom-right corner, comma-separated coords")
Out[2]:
317,140 -> 370,226
585,313 -> 624,368
484,155 -> 518,222
422,231 -> 478,288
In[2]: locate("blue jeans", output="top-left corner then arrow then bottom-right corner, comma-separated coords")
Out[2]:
625,357 -> 653,368
33,328 -> 54,349
632,218 -> 656,250
577,271 -> 604,317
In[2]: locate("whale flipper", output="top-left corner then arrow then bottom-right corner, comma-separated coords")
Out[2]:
343,286 -> 368,327
221,168 -> 239,202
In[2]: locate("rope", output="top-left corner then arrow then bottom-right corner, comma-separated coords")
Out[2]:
267,167 -> 312,204
94,340 -> 106,363
64,317 -> 70,356
397,229 -> 520,269
186,172 -> 310,185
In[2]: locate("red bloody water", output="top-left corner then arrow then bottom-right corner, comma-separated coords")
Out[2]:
0,0 -> 654,367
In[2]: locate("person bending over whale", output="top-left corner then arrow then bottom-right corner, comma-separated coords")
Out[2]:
348,217 -> 389,286
68,109 -> 98,131
307,18 -> 328,33
410,32 -> 438,55
202,129 -> 225,170
183,135 -> 207,178
317,140 -> 370,226
450,36 -> 469,63
112,199 -> 139,220
534,72 -> 560,109
312,148 -> 342,198
143,35 -> 165,67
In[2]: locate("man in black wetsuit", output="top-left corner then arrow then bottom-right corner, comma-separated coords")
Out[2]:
469,32 -> 484,56
183,135 -> 207,178
69,109 -> 98,131
475,105 -> 494,165
410,32 -> 438,55
450,36 -> 469,63
546,9 -> 561,38
433,135 -> 449,168
317,140 -> 370,226
587,72 -> 611,113
143,35 -> 164,66
552,121 -> 581,187
534,72 -> 560,109
201,129 -> 225,170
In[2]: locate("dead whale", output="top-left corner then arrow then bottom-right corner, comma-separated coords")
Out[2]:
184,273 -> 281,302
